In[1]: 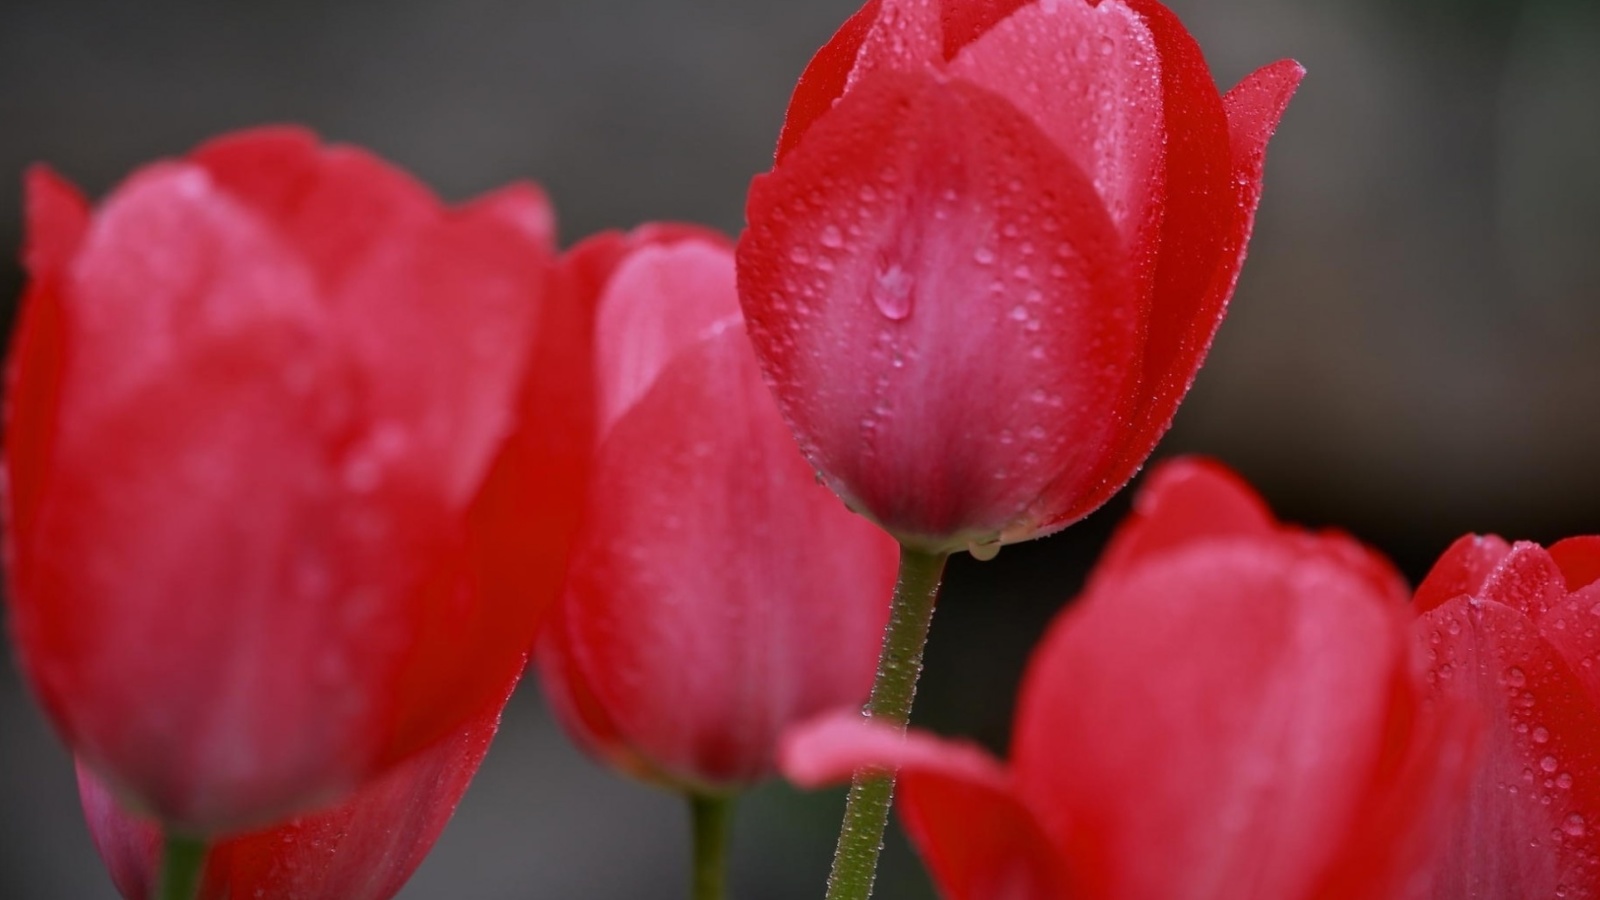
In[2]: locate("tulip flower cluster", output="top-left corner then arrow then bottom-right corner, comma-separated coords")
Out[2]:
2,1 -> 1595,900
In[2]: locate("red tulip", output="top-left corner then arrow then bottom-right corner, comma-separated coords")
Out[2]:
783,458 -> 1475,899
537,226 -> 899,792
77,678 -> 513,900
3,127 -> 590,833
1412,534 -> 1600,898
737,0 -> 1304,554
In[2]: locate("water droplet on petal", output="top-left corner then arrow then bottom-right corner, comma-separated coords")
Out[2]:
871,264 -> 914,320
967,539 -> 1001,562
820,225 -> 844,249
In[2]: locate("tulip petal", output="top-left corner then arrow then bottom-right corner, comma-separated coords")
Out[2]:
1052,56 -> 1303,532
22,164 -> 90,279
593,239 -> 742,431
191,127 -> 439,292
845,0 -> 944,89
782,714 -> 1070,900
950,0 -> 1164,254
61,162 -> 324,424
79,681 -> 508,900
1091,457 -> 1275,579
5,168 -> 86,560
1415,534 -> 1515,615
775,0 -> 884,163
1420,596 -> 1600,898
1477,542 -> 1569,621
938,0 -> 1028,59
740,70 -> 1139,546
558,329 -> 897,789
1551,537 -> 1600,592
1013,538 -> 1419,899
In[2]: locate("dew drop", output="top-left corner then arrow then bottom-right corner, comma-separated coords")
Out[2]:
1543,755 -> 1560,773
974,246 -> 996,265
1535,726 -> 1551,744
789,245 -> 812,265
1567,814 -> 1588,838
1508,667 -> 1528,687
820,225 -> 844,249
968,539 -> 1002,562
871,264 -> 914,320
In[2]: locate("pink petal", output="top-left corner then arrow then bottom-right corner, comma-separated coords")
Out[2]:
843,0 -> 943,91
556,329 -> 897,789
1477,542 -> 1569,621
61,162 -> 324,426
1415,534 -> 1515,615
594,238 -> 742,430
1014,537 -> 1422,899
1053,56 -> 1303,532
950,0 -> 1165,257
1419,597 -> 1600,898
739,70 -> 1139,546
781,713 -> 1069,900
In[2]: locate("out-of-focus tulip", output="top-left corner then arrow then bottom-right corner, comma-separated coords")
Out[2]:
3,127 -> 590,834
538,226 -> 899,792
784,458 -> 1475,899
1413,534 -> 1600,898
78,678 -> 515,900
737,0 -> 1303,555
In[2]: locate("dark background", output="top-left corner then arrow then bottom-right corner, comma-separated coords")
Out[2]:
2,0 -> 1597,896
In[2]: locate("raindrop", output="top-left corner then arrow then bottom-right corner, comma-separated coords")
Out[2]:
871,264 -> 914,320
1508,667 -> 1528,687
1535,726 -> 1551,744
820,225 -> 844,249
974,246 -> 996,265
790,246 -> 812,265
1543,756 -> 1561,773
968,539 -> 1001,562
1567,814 -> 1588,838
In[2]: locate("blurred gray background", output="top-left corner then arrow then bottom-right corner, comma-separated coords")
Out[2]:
1,0 -> 1597,896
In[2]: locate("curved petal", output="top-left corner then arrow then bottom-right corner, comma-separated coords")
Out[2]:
4,168 -> 86,569
950,0 -> 1164,255
556,329 -> 897,789
739,70 -> 1139,547
844,0 -> 944,89
191,127 -> 438,293
781,714 -> 1070,900
774,0 -> 885,163
594,238 -> 741,430
1014,538 -> 1426,899
60,162 -> 324,425
1049,57 -> 1303,532
1415,534 -> 1515,615
79,679 -> 510,900
1477,541 -> 1568,621
1091,457 -> 1275,581
938,0 -> 1028,59
1419,597 -> 1600,899
1551,537 -> 1600,592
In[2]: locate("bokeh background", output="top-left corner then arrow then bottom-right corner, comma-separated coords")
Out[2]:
2,0 -> 1598,896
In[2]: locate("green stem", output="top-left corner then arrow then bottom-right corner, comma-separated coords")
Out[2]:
824,545 -> 949,900
689,793 -> 735,900
155,832 -> 207,900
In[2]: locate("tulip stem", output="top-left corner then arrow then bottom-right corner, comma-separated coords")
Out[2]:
689,793 -> 735,900
824,545 -> 949,900
155,832 -> 206,900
